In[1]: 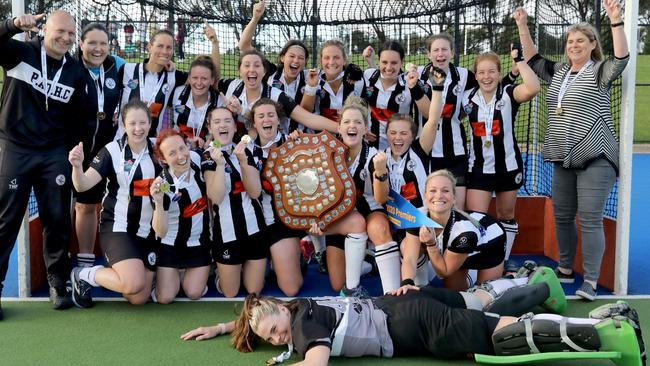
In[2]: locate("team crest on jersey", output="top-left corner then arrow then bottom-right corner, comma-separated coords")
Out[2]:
395,92 -> 406,104
463,103 -> 473,115
419,80 -> 430,94
162,84 -> 169,94
224,162 -> 232,174
55,174 -> 66,186
515,172 -> 523,184
127,79 -> 138,89
457,235 -> 469,249
271,79 -> 283,89
359,169 -> 367,181
406,159 -> 416,171
105,78 -> 116,89
453,85 -> 462,95
495,100 -> 505,110
365,87 -> 375,98
256,159 -> 264,171
93,156 -> 101,164
147,252 -> 157,266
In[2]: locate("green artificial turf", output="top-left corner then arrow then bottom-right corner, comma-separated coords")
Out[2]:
1,299 -> 647,365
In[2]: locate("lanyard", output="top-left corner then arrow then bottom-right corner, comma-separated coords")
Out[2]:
138,64 -> 167,107
255,131 -> 283,150
87,64 -> 105,118
557,60 -> 593,109
122,143 -> 147,187
170,168 -> 191,192
40,46 -> 66,111
185,92 -> 209,138
476,90 -> 496,140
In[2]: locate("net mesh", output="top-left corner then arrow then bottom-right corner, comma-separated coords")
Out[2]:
22,0 -> 625,218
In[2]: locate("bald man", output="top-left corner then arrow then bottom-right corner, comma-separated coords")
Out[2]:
0,11 -> 91,319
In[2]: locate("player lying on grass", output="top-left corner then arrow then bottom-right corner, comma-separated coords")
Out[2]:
181,266 -> 645,365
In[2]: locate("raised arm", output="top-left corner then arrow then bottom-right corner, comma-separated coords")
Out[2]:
418,66 -> 445,155
362,45 -> 377,69
300,68 -> 319,112
68,142 -> 103,192
511,43 -> 541,103
234,141 -> 262,199
405,63 -> 431,120
371,151 -> 389,205
239,0 -> 266,53
204,147 -> 227,204
513,7 -> 537,61
150,176 -> 169,238
604,0 -> 628,58
204,21 -> 221,81
420,227 -> 467,277
290,105 -> 339,133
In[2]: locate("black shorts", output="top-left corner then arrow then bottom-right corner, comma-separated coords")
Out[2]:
100,231 -> 157,271
213,231 -> 269,265
430,156 -> 468,186
459,239 -> 506,270
466,168 -> 523,192
73,180 -> 107,204
156,242 -> 212,268
325,234 -> 345,250
376,291 -> 498,358
265,222 -> 302,247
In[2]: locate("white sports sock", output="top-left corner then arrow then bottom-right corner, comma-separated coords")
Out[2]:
374,241 -> 401,294
415,254 -> 429,287
77,253 -> 96,268
344,232 -> 368,289
361,261 -> 372,276
79,265 -> 103,287
501,220 -> 519,259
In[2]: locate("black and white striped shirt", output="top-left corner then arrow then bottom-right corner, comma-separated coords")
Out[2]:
158,152 -> 210,247
528,54 -> 629,171
116,61 -> 188,138
416,63 -> 475,159
170,85 -> 224,140
348,141 -> 383,215
218,78 -> 297,135
362,69 -> 415,150
385,140 -> 430,208
313,64 -> 365,122
201,149 -> 266,244
462,84 -> 523,174
247,132 -> 287,226
90,135 -> 160,237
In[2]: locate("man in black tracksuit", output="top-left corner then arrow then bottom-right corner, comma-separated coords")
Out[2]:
0,11 -> 90,318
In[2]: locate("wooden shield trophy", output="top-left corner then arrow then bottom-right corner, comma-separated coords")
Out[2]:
262,131 -> 356,230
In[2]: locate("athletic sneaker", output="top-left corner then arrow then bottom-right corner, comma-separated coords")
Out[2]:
340,285 -> 369,298
575,281 -> 596,301
49,285 -> 73,310
554,268 -> 575,283
70,267 -> 94,308
590,301 -> 646,365
514,260 -> 538,278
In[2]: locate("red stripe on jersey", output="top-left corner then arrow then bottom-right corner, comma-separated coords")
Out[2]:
441,103 -> 455,119
149,102 -> 163,118
400,181 -> 417,201
370,106 -> 395,122
321,108 -> 339,121
232,181 -> 245,194
182,196 -> 208,218
178,123 -> 195,139
132,178 -> 154,196
470,120 -> 501,137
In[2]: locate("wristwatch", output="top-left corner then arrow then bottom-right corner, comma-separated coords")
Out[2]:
374,172 -> 389,182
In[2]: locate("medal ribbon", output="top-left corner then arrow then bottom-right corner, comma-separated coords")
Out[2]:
138,63 -> 168,107
88,64 -> 105,119
122,143 -> 148,188
40,46 -> 66,111
386,148 -> 409,192
476,90 -> 496,143
556,60 -> 593,111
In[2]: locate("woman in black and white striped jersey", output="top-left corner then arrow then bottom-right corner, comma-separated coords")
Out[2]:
149,129 -> 213,303
169,56 -> 224,148
69,100 -> 161,306
202,107 -> 269,298
514,0 -> 629,300
462,49 -> 540,267
360,41 -> 431,151
406,169 -> 507,290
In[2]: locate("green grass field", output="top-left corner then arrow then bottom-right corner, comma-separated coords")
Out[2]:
0,299 -> 646,365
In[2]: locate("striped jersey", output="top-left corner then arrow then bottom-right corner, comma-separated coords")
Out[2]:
116,61 -> 188,138
291,297 -> 393,359
158,151 -> 210,247
362,68 -> 416,150
247,132 -> 287,225
202,148 -> 266,243
90,135 -> 161,237
462,84 -> 523,174
313,64 -> 365,122
385,140 -> 430,208
170,85 -> 224,139
408,209 -> 505,257
266,63 -> 310,133
416,63 -> 475,159
348,141 -> 383,215
218,78 -> 297,135
528,54 -> 629,171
